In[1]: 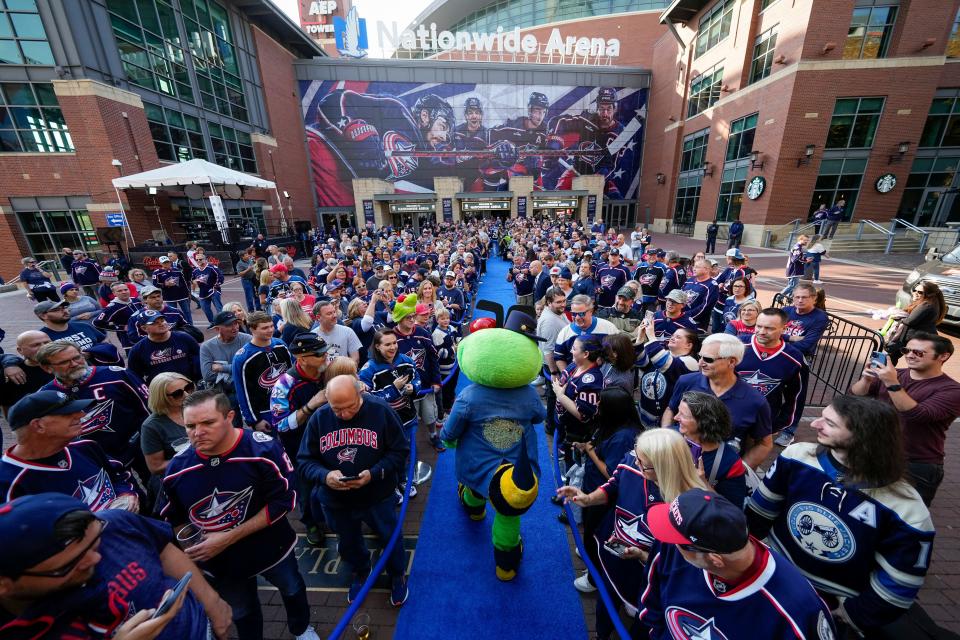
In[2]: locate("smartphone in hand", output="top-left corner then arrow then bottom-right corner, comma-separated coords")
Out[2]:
152,571 -> 192,619
339,475 -> 361,483
603,539 -> 631,558
870,351 -> 887,368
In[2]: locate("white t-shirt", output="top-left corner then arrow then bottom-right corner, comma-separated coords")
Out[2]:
312,323 -> 362,359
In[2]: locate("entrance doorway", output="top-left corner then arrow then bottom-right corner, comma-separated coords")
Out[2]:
603,200 -> 636,229
319,210 -> 354,234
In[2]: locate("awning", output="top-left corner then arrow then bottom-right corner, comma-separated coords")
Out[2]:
111,159 -> 276,190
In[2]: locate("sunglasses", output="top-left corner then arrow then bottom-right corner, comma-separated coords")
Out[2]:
166,383 -> 196,399
900,348 -> 927,358
21,519 -> 107,578
698,355 -> 719,364
571,311 -> 588,318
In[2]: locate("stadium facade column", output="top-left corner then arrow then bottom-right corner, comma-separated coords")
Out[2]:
510,176 -> 534,219
433,177 -> 463,224
573,175 -> 604,225
352,178 -> 394,228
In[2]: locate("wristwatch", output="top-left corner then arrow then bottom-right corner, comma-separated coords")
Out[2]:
885,384 -> 903,392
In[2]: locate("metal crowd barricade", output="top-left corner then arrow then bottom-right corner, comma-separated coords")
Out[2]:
773,297 -> 885,407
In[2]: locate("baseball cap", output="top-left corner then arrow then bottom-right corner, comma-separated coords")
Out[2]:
140,285 -> 161,297
0,493 -> 94,576
34,299 -> 68,315
665,289 -> 688,304
58,282 -> 78,295
158,256 -> 170,263
289,333 -> 331,356
558,267 -> 572,280
208,310 -> 238,329
328,279 -> 345,290
444,270 -> 456,278
655,249 -> 666,257
383,265 -> 394,273
8,391 -> 94,430
136,309 -> 166,325
616,286 -> 636,300
269,263 -> 288,274
646,488 -> 749,554
549,266 -> 561,276
708,258 -> 720,267
583,250 -> 593,256
609,248 -> 620,256
726,248 -> 745,260
415,303 -> 430,315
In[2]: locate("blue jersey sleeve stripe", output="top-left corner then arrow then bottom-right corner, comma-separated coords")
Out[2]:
874,554 -> 926,587
745,497 -> 780,521
869,573 -> 917,609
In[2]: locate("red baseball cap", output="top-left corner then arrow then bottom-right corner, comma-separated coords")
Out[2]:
646,488 -> 748,553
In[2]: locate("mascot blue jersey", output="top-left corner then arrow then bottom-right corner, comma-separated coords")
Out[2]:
746,443 -> 934,631
442,384 -> 544,495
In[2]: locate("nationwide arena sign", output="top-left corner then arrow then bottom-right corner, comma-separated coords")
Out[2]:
332,7 -> 621,58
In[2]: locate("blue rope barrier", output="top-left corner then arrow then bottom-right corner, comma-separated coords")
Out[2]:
326,419 -> 419,640
550,432 -> 632,640
415,362 -> 460,397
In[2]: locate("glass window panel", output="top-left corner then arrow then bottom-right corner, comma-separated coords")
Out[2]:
109,15 -> 142,44
10,105 -> 40,127
849,115 -> 878,147
844,157 -> 868,173
0,15 -> 12,38
207,122 -> 222,137
911,157 -> 934,173
166,110 -> 184,128
20,40 -> 53,65
934,156 -> 960,171
183,114 -> 201,132
33,83 -> 55,106
905,173 -> 929,189
0,128 -> 20,151
930,98 -> 954,115
107,0 -> 139,22
834,99 -> 859,115
920,117 -> 945,147
6,0 -> 37,9
942,115 -> 960,147
144,101 -> 164,122
41,107 -> 64,127
859,97 -> 884,112
154,140 -> 175,161
10,12 -> 44,38
148,120 -> 169,142
0,39 -> 22,64
135,0 -> 161,33
819,158 -> 845,174
815,174 -> 839,190
0,106 -> 10,128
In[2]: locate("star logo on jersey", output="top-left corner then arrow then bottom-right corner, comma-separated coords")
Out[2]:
615,508 -> 654,547
80,400 -> 115,435
189,487 -> 255,532
665,608 -> 729,640
638,273 -> 658,286
408,348 -> 426,370
601,275 -> 617,289
739,370 -> 781,396
683,290 -> 700,306
259,364 -> 288,389
163,277 -> 179,287
150,348 -> 172,362
337,447 -> 358,463
73,468 -> 117,512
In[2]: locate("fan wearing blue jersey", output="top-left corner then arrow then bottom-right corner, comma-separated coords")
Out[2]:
641,488 -> 836,640
747,395 -> 935,637
233,311 -> 293,431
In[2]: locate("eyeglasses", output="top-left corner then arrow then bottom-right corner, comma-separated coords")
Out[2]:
900,348 -> 928,358
21,519 -> 107,578
571,311 -> 588,318
47,354 -> 85,367
166,383 -> 196,399
698,355 -> 718,364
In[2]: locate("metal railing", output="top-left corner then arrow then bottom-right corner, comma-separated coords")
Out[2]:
763,218 -> 801,248
889,218 -> 930,254
772,296 -> 884,407
784,221 -> 822,250
855,219 -> 893,241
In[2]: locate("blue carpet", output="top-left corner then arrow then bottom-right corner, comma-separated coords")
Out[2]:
394,255 -> 587,640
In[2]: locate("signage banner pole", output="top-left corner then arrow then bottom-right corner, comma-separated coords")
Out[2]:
113,186 -> 135,254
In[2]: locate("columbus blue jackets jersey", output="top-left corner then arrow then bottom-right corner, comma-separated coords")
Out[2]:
736,337 -> 807,432
42,366 -> 149,466
507,263 -> 534,296
595,264 -> 631,307
0,439 -> 138,510
634,262 -> 665,304
191,264 -> 223,299
639,539 -> 837,640
358,355 -> 420,426
157,429 -> 297,579
552,317 -> 619,366
783,306 -> 830,358
746,443 -> 935,630
232,339 -> 292,426
394,325 -> 440,386
636,340 -> 698,428
93,299 -> 143,348
658,266 -> 683,301
151,267 -> 191,302
126,304 -> 186,344
651,311 -> 699,341
556,363 -> 603,442
681,277 -> 719,329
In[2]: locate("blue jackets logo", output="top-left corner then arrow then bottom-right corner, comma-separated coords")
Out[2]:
786,501 -> 856,563
333,7 -> 368,58
665,607 -> 729,640
190,487 -> 254,532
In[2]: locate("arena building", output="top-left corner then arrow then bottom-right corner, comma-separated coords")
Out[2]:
0,0 -> 321,279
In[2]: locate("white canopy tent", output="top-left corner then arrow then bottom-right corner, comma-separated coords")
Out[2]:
111,159 -> 287,244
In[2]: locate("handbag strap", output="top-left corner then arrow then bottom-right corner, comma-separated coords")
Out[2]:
708,442 -> 725,486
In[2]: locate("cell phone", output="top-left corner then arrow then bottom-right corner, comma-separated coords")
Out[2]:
339,474 -> 361,482
870,351 -> 887,368
152,571 -> 192,619
686,438 -> 703,466
644,310 -> 655,324
603,539 -> 631,558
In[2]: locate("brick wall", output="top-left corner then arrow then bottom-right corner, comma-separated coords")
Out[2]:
251,26 -> 315,231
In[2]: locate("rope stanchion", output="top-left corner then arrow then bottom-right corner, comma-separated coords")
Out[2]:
326,420 -> 419,640
415,362 -> 460,397
550,432 -> 632,640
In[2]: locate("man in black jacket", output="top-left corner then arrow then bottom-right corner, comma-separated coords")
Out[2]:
298,375 -> 411,607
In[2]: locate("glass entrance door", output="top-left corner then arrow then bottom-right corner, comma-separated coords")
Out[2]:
916,189 -> 945,227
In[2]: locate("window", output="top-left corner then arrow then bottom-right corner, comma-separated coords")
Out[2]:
749,27 -> 778,84
680,128 -> 709,172
898,154 -> 960,226
0,0 -> 54,65
826,97 -> 884,149
949,8 -> 960,59
107,0 -> 194,103
716,164 -> 748,222
760,0 -> 779,10
182,0 -> 248,122
725,113 -> 758,161
15,207 -> 100,263
144,101 -> 206,162
695,0 -> 735,59
809,157 -> 867,219
843,5 -> 897,60
0,82 -> 73,153
208,122 -> 256,173
920,92 -> 960,148
688,64 -> 723,118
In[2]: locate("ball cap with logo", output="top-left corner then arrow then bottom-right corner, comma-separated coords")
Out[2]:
136,309 -> 166,326
7,390 -> 95,430
647,488 -> 749,554
289,334 -> 330,356
208,310 -> 238,329
0,493 -> 93,576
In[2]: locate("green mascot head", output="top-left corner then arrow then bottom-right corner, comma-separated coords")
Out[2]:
457,310 -> 543,388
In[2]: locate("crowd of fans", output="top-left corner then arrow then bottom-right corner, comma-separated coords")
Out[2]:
0,214 -> 958,640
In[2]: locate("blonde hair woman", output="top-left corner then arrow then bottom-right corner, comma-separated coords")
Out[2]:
556,429 -> 710,639
278,297 -> 313,346
142,372 -> 194,476
324,355 -> 359,384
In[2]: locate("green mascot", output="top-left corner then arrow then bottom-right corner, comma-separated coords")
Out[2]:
439,309 -> 547,580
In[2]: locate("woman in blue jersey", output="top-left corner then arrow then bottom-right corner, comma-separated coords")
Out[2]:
675,391 -> 748,506
714,277 -> 754,333
635,321 -> 699,429
724,299 -> 762,339
557,429 -> 710,640
552,336 -> 605,450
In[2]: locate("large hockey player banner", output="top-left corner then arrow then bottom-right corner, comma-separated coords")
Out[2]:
300,80 -> 648,207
